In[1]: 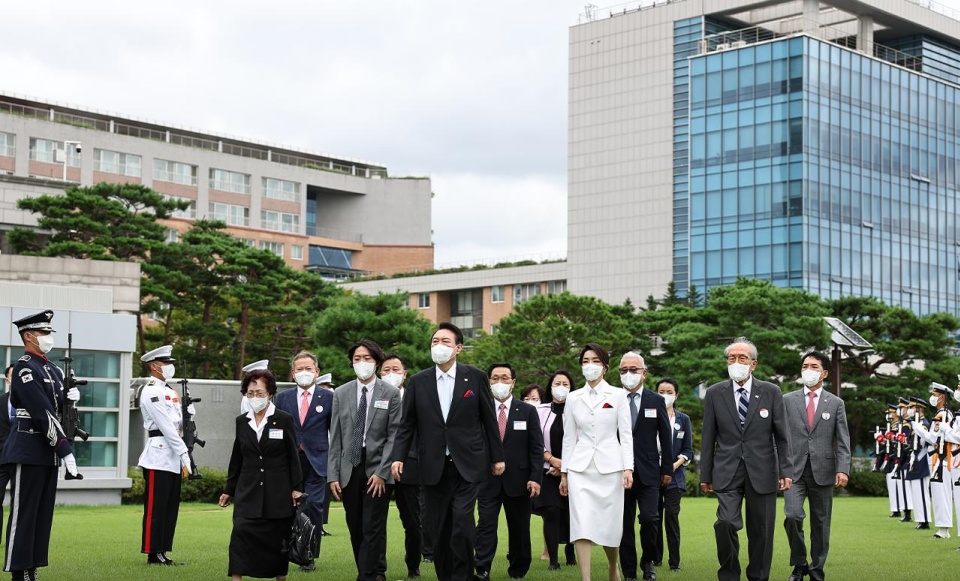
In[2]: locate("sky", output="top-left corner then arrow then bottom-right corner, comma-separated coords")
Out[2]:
1,0 -> 606,267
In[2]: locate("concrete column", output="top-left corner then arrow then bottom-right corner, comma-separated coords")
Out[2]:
803,0 -> 819,34
858,14 -> 874,56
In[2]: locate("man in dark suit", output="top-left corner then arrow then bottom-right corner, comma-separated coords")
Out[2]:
328,339 -> 402,581
475,363 -> 543,581
700,337 -> 793,581
618,352 -> 672,581
391,322 -> 505,581
782,351 -> 850,581
274,350 -> 333,573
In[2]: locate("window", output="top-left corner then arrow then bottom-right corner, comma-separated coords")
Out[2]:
209,202 -> 249,226
490,324 -> 500,334
291,244 -> 304,260
259,241 -> 284,257
547,280 -> 567,294
237,238 -> 256,248
94,149 -> 141,177
164,228 -> 179,243
154,159 -> 198,186
309,245 -> 353,269
491,285 -> 505,303
0,132 -> 14,157
29,138 -> 79,166
209,168 -> 251,194
164,196 -> 196,219
514,283 -> 541,304
418,293 -> 431,309
261,210 -> 300,233
263,177 -> 301,202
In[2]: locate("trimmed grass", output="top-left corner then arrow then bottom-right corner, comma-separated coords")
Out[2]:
36,496 -> 959,580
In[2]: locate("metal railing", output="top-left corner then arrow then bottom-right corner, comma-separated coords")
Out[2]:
263,187 -> 300,203
0,144 -> 14,157
94,160 -> 141,177
153,168 -> 198,186
170,133 -> 218,151
209,179 -> 251,194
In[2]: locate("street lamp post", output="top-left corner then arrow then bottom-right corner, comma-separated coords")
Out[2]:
61,140 -> 82,182
823,316 -> 873,396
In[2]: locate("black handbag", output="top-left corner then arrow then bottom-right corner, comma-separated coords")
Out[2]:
282,498 -> 320,566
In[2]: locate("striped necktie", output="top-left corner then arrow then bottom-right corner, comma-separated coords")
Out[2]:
737,387 -> 749,427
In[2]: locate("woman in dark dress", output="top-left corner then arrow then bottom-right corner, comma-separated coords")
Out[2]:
219,370 -> 303,580
532,370 -> 577,571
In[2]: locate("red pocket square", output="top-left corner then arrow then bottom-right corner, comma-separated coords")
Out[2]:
464,390 -> 475,398
602,402 -> 614,409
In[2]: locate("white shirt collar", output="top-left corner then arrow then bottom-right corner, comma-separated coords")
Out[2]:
495,396 -> 513,409
298,385 -> 315,397
734,376 -> 754,394
358,377 -> 376,391
804,386 -> 822,398
436,364 -> 457,383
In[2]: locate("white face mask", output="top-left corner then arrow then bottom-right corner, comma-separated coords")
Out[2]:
381,373 -> 404,388
661,393 -> 676,408
620,372 -> 642,390
36,334 -> 55,354
491,382 -> 512,401
552,385 -> 570,402
801,369 -> 823,388
294,371 -> 316,387
248,396 -> 269,413
431,344 -> 455,365
353,361 -> 376,381
728,362 -> 751,383
930,394 -> 941,408
161,364 -> 176,381
582,363 -> 604,382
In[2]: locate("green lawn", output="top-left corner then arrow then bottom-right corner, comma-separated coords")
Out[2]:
37,496 -> 958,580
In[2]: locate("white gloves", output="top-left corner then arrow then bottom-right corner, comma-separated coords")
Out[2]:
66,388 -> 80,402
186,403 -> 196,416
179,452 -> 191,470
63,453 -> 78,476
912,421 -> 925,435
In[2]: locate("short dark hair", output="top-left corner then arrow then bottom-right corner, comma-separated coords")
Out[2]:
436,322 -> 464,345
348,339 -> 386,366
578,343 -> 609,367
241,369 -> 278,396
656,377 -> 680,393
544,370 -> 575,401
487,362 -> 516,379
4,364 -> 13,376
801,350 -> 832,372
520,384 -> 545,402
382,353 -> 406,369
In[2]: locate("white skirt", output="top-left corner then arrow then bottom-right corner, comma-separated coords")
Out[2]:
568,458 -> 624,547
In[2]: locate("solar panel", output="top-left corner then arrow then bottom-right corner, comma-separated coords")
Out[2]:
823,317 -> 873,348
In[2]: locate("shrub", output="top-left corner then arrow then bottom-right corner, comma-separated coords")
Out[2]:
123,466 -> 228,505
846,467 -> 887,497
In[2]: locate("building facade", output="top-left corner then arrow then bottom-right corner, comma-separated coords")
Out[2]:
0,92 -> 433,279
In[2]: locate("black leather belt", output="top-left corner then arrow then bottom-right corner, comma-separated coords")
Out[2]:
148,430 -> 163,437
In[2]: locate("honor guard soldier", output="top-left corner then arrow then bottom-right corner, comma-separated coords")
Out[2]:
882,403 -> 911,519
904,397 -> 932,529
915,383 -> 955,539
1,310 -> 80,581
138,345 -> 194,566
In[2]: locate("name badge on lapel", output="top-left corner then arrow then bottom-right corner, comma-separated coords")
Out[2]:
374,400 -> 389,410
269,429 -> 283,440
644,408 -> 657,418
514,421 -> 527,430
676,430 -> 685,439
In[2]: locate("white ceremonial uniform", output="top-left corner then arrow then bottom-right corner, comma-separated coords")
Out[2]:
944,414 -> 960,534
138,377 -> 188,472
916,411 -> 954,529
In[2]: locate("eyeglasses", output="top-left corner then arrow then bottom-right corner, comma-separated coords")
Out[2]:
245,391 -> 269,398
726,355 -> 753,364
524,398 -> 540,403
619,367 -> 646,374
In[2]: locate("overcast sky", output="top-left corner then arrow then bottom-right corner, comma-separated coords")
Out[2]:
1,0 -> 606,266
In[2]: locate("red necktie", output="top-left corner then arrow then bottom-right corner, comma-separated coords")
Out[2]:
806,391 -> 816,430
300,390 -> 310,425
498,404 -> 507,442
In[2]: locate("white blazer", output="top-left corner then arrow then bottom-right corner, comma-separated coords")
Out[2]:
560,380 -> 633,475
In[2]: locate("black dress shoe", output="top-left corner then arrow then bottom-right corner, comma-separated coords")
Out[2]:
669,567 -> 681,573
474,570 -> 490,581
299,561 -> 317,572
375,574 -> 386,581
423,557 -> 434,564
147,553 -> 175,566
319,528 -> 332,536
408,568 -> 421,578
916,522 -> 930,530
889,511 -> 901,518
899,510 -> 912,522
643,573 -> 657,581
548,562 -> 561,571
787,564 -> 807,581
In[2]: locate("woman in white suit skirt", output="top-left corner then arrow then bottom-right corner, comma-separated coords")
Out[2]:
560,343 -> 634,581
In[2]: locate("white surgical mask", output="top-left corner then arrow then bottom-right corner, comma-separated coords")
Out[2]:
620,372 -> 642,390
36,334 -> 55,354
491,382 -> 512,400
552,385 -> 570,402
728,363 -> 751,383
161,364 -> 176,381
930,394 -> 941,408
354,361 -> 376,381
294,371 -> 315,387
381,373 -> 404,388
431,344 -> 455,365
661,393 -> 676,408
248,396 -> 269,413
801,369 -> 822,388
582,363 -> 604,382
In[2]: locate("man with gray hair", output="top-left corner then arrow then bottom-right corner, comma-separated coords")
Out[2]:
700,337 -> 792,581
617,351 -> 672,581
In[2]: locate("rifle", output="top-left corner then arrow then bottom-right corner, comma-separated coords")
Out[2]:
60,333 -> 88,481
179,378 -> 205,480
873,424 -> 885,472
931,422 -> 945,483
909,411 -> 920,472
891,422 -> 903,479
879,421 -> 893,472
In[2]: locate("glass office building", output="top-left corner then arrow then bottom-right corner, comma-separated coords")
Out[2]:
674,15 -> 960,316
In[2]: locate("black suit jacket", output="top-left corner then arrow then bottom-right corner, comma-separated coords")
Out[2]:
224,408 -> 303,519
392,362 -> 505,485
480,398 -> 544,498
0,393 -> 11,454
628,388 -> 673,487
397,390 -> 422,485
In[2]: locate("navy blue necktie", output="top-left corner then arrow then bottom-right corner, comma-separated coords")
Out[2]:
737,387 -> 749,427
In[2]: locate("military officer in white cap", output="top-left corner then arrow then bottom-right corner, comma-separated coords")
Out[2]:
138,345 -> 193,566
239,360 -> 270,414
1,310 -> 79,581
913,382 -> 955,539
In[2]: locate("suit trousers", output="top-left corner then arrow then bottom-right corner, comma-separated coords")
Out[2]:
423,458 -> 479,581
141,468 -> 182,554
4,464 -> 57,572
299,450 -> 327,539
394,481 -> 424,571
620,480 -> 660,578
656,488 -> 682,569
783,462 -> 833,581
714,460 -> 777,581
475,490 -> 532,577
342,454 -> 391,581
